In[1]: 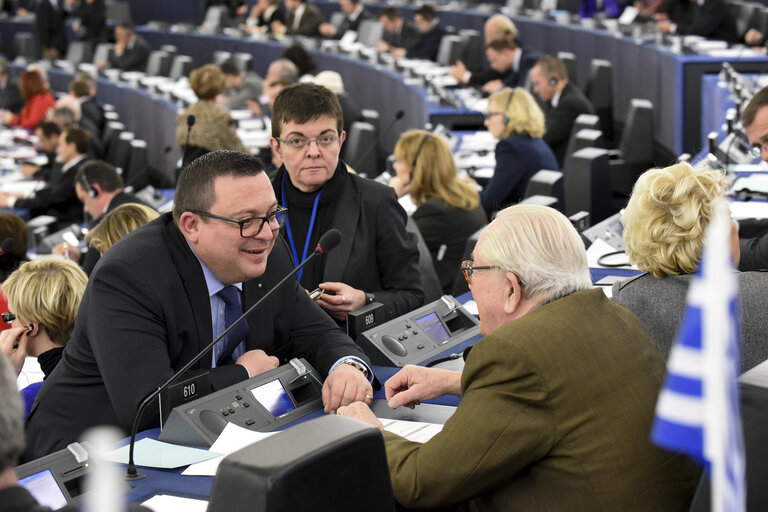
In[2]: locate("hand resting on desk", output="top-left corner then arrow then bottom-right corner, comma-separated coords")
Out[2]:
385,365 -> 462,409
323,361 -> 373,413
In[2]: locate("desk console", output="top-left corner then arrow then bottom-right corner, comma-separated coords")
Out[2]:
158,359 -> 323,448
359,295 -> 479,366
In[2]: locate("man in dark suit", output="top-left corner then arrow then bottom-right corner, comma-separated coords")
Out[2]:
220,59 -> 263,110
530,55 -> 595,166
52,160 -> 152,274
272,0 -> 324,37
0,58 -> 23,113
24,150 -> 373,460
338,204 -> 701,511
69,75 -> 104,132
34,0 -> 68,59
19,121 -> 60,181
480,39 -> 541,95
268,83 -> 423,323
376,7 -> 420,54
318,0 -> 370,39
100,21 -> 151,72
400,4 -> 445,61
0,127 -> 90,230
656,0 -> 738,43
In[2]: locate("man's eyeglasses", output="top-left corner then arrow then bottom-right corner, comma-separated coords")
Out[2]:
188,206 -> 288,238
2,313 -> 15,323
460,260 -> 501,285
275,134 -> 340,151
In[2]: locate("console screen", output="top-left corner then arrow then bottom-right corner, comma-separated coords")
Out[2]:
251,379 -> 296,418
19,469 -> 67,510
416,312 -> 451,344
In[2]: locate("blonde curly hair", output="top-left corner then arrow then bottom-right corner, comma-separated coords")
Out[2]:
622,162 -> 727,278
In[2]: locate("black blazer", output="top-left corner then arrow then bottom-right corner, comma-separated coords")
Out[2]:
286,3 -> 324,37
671,0 -> 738,43
108,35 -> 151,72
34,0 -> 67,55
501,47 -> 542,89
24,213 -> 368,460
0,78 -> 23,113
15,157 -> 88,228
382,20 -> 420,51
335,8 -> 371,38
406,23 -> 446,61
257,6 -> 285,28
543,82 -> 595,166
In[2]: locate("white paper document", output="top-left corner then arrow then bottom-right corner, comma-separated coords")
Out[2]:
181,422 -> 277,476
380,418 -> 444,443
141,494 -> 208,512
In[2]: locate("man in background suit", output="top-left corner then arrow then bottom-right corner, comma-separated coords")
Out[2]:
24,150 -> 373,460
0,58 -> 23,113
339,204 -> 700,511
100,21 -> 151,72
376,7 -> 420,54
656,0 -> 738,43
481,39 -> 541,95
19,120 -> 60,180
399,5 -> 445,61
272,0 -> 324,37
220,59 -> 263,110
530,55 -> 595,166
34,0 -> 68,59
318,0 -> 370,39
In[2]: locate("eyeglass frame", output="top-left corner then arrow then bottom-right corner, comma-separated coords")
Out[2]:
274,134 -> 341,151
460,260 -> 525,287
187,206 -> 288,238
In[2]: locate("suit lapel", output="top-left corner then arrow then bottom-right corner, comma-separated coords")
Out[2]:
323,175 -> 358,282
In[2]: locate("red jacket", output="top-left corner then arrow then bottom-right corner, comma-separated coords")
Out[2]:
11,92 -> 56,129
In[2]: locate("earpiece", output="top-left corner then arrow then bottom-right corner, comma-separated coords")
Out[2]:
80,173 -> 98,198
26,325 -> 33,332
501,88 -> 516,126
549,76 -> 558,86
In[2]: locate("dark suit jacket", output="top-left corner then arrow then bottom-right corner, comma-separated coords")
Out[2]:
543,82 -> 595,166
412,197 -> 487,293
0,77 -> 23,113
273,164 -> 424,322
481,134 -> 559,215
24,213 -> 368,460
80,97 -> 105,132
34,0 -> 67,55
108,35 -> 151,72
383,289 -> 701,511
286,3 -> 324,37
15,156 -> 88,228
406,23 -> 446,61
382,20 -> 420,51
334,8 -> 371,38
257,6 -> 285,28
738,217 -> 768,271
73,0 -> 107,46
81,190 -> 152,275
671,0 -> 738,43
500,47 -> 542,89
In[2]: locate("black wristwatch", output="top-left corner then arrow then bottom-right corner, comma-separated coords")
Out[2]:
365,292 -> 375,304
340,359 -> 370,379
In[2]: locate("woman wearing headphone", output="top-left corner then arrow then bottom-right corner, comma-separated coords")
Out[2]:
390,130 -> 487,293
481,87 -> 558,217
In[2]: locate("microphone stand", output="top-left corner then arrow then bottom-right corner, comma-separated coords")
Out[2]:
125,231 -> 339,480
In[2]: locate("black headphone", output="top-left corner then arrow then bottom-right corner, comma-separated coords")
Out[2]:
501,88 -> 516,126
80,172 -> 98,198
412,133 -> 433,168
549,76 -> 558,86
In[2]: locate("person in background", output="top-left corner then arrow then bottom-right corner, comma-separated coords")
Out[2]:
0,57 -> 23,114
271,0 -> 324,37
479,39 -> 541,94
339,204 -> 701,511
68,0 -> 107,51
176,64 -> 247,164
391,130 -> 487,293
99,21 -> 151,72
655,0 -> 738,44
84,203 -> 159,254
318,0 -> 371,39
376,7 -> 420,55
34,0 -> 68,59
0,214 -> 28,282
0,69 -> 55,129
20,120 -> 61,180
481,87 -> 558,216
243,0 -> 285,35
612,162 -> 768,372
282,43 -> 316,78
69,75 -> 104,132
219,59 -> 263,110
395,5 -> 445,61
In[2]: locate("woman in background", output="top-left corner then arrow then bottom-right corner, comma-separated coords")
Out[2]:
391,130 -> 487,293
85,203 -> 159,254
612,162 -> 768,371
481,87 -> 558,217
1,69 -> 55,129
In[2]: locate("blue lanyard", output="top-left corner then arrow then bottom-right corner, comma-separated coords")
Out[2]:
282,177 -> 324,283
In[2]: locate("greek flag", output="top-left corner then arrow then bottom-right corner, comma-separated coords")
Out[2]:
651,200 -> 745,512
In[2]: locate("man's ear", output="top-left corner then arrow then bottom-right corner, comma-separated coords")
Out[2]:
503,271 -> 523,315
178,211 -> 201,243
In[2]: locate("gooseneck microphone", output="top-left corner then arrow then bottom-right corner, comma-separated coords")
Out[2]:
0,238 -> 15,255
125,228 -> 343,480
353,109 -> 405,173
181,115 -> 196,167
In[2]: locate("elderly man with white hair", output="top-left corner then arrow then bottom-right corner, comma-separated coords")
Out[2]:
339,204 -> 701,511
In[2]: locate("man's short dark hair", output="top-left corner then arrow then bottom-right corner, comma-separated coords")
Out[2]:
64,127 -> 91,155
69,78 -> 91,98
36,121 -> 62,138
414,5 -> 437,21
0,354 -> 25,472
219,59 -> 241,77
0,57 -> 10,77
172,151 -> 266,224
76,160 -> 124,193
378,7 -> 402,20
118,21 -> 136,33
742,86 -> 768,128
534,55 -> 568,82
486,38 -> 518,52
282,44 -> 316,77
271,83 -> 344,137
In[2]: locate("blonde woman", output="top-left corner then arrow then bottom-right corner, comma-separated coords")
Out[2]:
392,130 -> 487,292
612,162 -> 768,371
481,87 -> 558,216
85,203 -> 159,254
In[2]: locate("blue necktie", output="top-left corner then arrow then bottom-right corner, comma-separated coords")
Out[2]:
216,286 -> 249,366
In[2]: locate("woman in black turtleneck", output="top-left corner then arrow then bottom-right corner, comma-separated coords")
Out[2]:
0,259 -> 88,413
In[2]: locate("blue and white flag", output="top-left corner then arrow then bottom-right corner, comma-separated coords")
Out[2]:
651,200 -> 745,512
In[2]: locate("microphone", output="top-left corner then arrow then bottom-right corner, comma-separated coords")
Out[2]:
181,115 -> 196,168
353,109 -> 405,173
0,238 -> 14,255
124,228 -> 343,480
